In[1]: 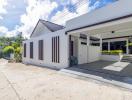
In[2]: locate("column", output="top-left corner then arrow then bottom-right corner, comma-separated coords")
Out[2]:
108,41 -> 110,51
87,35 -> 90,46
100,37 -> 102,51
126,39 -> 129,54
87,35 -> 90,63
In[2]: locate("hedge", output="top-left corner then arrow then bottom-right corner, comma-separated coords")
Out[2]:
102,50 -> 123,55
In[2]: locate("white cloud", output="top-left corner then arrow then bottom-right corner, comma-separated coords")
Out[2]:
51,8 -> 78,25
0,26 -> 18,37
19,0 -> 58,38
0,16 -> 3,20
5,29 -> 18,37
76,0 -> 90,15
0,0 -> 8,20
0,26 -> 8,33
51,0 -> 89,25
89,1 -> 100,11
0,0 -> 8,14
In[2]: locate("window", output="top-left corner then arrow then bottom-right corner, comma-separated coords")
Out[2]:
90,36 -> 100,46
38,40 -> 43,60
110,41 -> 126,53
102,42 -> 108,50
52,36 -> 60,63
24,43 -> 26,57
30,42 -> 33,59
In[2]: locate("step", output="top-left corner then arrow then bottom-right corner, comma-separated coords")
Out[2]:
121,60 -> 132,63
122,58 -> 132,59
59,68 -> 132,90
122,57 -> 132,58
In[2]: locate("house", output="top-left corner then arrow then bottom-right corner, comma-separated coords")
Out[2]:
22,0 -> 132,69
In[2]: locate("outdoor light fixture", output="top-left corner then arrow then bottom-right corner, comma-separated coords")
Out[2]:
111,31 -> 115,33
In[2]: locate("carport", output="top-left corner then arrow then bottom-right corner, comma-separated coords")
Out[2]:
67,14 -> 132,67
65,14 -> 132,83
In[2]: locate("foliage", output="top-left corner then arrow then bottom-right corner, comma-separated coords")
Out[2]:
12,42 -> 20,49
14,53 -> 22,62
127,43 -> 132,46
102,50 -> 123,55
15,47 -> 22,54
0,33 -> 25,62
3,46 -> 14,56
14,47 -> 22,62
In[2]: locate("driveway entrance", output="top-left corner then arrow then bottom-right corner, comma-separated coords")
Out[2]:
65,61 -> 132,84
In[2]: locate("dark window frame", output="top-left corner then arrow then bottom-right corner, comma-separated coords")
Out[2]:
24,43 -> 26,57
30,42 -> 33,59
38,40 -> 44,60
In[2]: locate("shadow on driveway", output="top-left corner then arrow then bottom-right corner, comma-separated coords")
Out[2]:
65,61 -> 132,84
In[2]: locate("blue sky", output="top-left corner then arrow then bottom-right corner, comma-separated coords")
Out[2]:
0,0 -> 117,37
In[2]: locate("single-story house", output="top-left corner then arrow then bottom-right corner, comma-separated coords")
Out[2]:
22,0 -> 132,69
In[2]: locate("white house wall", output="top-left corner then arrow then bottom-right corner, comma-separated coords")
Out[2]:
66,0 -> 132,31
88,46 -> 101,63
22,30 -> 69,69
31,21 -> 51,38
78,38 -> 101,64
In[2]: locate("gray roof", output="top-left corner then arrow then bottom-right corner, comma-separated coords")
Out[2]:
40,19 -> 65,32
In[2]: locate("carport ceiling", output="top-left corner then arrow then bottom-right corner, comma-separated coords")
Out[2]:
68,17 -> 132,37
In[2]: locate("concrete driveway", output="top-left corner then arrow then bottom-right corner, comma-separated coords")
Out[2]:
72,61 -> 132,77
0,59 -> 132,100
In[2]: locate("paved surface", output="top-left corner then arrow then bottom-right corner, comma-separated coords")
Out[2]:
71,61 -> 132,77
0,59 -> 132,100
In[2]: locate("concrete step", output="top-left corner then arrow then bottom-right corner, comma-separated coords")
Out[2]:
121,60 -> 132,63
59,68 -> 132,90
121,55 -> 132,62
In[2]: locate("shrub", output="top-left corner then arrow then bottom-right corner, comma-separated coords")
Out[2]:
14,53 -> 22,62
11,42 -> 20,49
102,50 -> 123,55
3,46 -> 14,57
128,43 -> 132,46
15,47 -> 22,54
14,47 -> 22,62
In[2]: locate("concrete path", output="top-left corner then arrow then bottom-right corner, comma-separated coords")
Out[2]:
0,59 -> 19,100
0,59 -> 132,100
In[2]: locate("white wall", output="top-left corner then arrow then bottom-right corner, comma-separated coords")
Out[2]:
78,39 -> 88,64
22,29 -> 69,69
66,0 -> 132,31
31,21 -> 51,38
101,55 -> 120,61
78,38 -> 101,64
88,46 -> 101,63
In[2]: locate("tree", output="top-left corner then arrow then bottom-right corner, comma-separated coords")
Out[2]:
14,47 -> 22,62
0,32 -> 25,62
3,46 -> 14,57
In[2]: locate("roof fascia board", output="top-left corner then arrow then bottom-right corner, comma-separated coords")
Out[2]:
65,14 -> 132,35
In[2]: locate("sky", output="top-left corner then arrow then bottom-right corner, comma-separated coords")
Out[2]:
0,0 -> 117,38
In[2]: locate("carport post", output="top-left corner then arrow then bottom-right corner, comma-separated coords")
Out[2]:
108,42 -> 110,51
87,35 -> 90,63
126,39 -> 129,54
87,35 -> 90,46
100,37 -> 102,53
